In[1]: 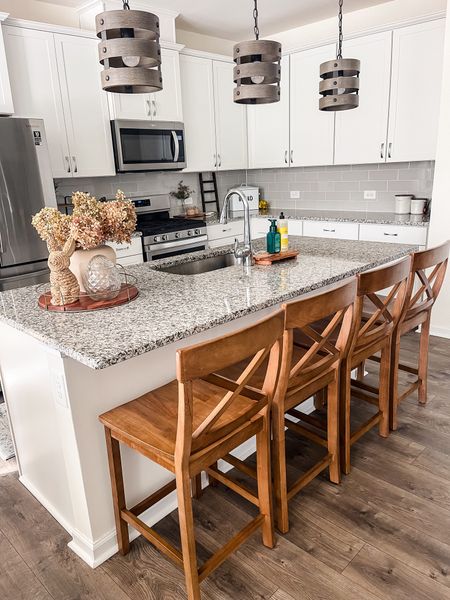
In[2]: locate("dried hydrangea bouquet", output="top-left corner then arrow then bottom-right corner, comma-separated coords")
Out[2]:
32,191 -> 137,305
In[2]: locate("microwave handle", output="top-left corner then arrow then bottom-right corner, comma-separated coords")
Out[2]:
171,131 -> 180,162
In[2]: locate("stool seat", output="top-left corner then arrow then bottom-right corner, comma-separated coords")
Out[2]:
100,378 -> 264,462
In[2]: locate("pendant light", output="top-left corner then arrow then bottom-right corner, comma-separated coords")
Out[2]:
96,0 -> 162,94
233,0 -> 282,104
319,0 -> 360,111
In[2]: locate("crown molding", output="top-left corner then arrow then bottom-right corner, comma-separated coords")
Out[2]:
180,47 -> 233,64
3,17 -> 97,38
0,12 -> 10,22
77,0 -> 179,19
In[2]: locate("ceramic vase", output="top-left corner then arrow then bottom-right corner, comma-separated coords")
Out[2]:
69,245 -> 116,293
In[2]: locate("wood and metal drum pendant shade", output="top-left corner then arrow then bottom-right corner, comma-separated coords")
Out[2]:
233,39 -> 282,104
319,58 -> 360,111
96,9 -> 162,94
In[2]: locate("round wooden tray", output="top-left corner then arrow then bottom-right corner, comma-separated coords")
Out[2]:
38,284 -> 139,312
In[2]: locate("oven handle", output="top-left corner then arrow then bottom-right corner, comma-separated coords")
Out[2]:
145,235 -> 208,253
171,130 -> 180,162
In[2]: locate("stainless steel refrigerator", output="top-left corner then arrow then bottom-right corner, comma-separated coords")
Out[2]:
0,118 -> 56,291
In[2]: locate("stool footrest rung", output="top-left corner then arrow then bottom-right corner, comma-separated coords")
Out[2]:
222,453 -> 257,479
284,417 -> 328,448
350,412 -> 381,445
121,509 -> 183,567
130,479 -> 177,516
198,515 -> 264,582
351,379 -> 379,395
351,387 -> 380,406
286,408 -> 327,431
398,362 -> 419,376
287,454 -> 331,500
206,466 -> 259,506
398,380 -> 420,403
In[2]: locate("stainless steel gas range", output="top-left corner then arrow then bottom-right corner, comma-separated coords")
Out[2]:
132,195 -> 207,261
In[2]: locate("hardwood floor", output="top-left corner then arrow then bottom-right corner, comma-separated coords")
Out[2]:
1,331 -> 449,599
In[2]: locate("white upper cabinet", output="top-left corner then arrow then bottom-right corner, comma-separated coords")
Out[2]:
334,31 -> 392,165
4,26 -> 70,177
54,34 -> 115,178
109,47 -> 182,122
387,19 -> 445,163
247,55 -> 289,169
0,19 -> 13,115
290,45 -> 335,167
180,54 -> 216,172
213,60 -> 247,171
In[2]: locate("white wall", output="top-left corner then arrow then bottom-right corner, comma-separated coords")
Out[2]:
427,3 -> 450,339
176,29 -> 235,55
0,0 -> 79,27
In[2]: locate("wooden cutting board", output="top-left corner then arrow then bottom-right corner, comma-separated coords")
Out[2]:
254,249 -> 299,266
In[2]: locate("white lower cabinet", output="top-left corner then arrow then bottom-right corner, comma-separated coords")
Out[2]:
359,224 -> 428,247
107,238 -> 144,266
252,217 -> 303,241
207,221 -> 244,248
0,17 -> 13,114
303,221 -> 359,240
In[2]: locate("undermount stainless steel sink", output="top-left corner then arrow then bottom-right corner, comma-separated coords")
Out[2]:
156,254 -> 239,275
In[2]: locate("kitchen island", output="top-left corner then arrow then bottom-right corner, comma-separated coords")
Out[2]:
0,236 -> 415,568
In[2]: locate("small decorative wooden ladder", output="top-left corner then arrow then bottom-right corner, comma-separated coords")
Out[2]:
198,172 -> 220,215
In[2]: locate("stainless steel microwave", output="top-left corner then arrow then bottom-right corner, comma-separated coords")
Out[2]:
111,120 -> 186,172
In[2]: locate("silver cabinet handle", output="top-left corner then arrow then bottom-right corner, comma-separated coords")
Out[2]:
217,154 -> 221,167
72,156 -> 78,174
388,142 -> 392,159
384,232 -> 398,237
284,150 -> 288,164
290,150 -> 293,164
146,99 -> 151,117
213,154 -> 217,167
152,99 -> 157,117
380,142 -> 385,159
65,156 -> 71,173
323,228 -> 336,232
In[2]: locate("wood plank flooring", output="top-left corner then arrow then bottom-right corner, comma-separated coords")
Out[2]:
1,331 -> 449,599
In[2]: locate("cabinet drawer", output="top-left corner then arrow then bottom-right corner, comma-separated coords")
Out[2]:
107,237 -> 143,258
116,254 -> 144,267
209,234 -> 243,249
207,221 -> 243,241
303,221 -> 359,240
359,224 -> 428,246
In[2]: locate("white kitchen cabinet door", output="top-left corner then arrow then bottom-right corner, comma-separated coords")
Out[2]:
251,218 -> 269,239
359,223 -> 428,246
334,32 -> 392,165
303,220 -> 359,240
0,20 -> 13,115
152,48 -> 182,122
387,20 -> 445,163
290,45 -> 335,167
213,60 -> 247,171
55,34 -> 115,178
247,55 -> 289,169
180,54 -> 216,172
4,26 -> 70,177
109,92 -> 153,120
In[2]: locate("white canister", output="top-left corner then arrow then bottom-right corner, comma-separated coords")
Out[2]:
395,194 -> 413,214
410,198 -> 427,215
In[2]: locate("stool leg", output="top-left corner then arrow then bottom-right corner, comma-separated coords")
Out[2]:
327,377 -> 340,485
104,428 -> 130,555
379,342 -> 390,438
390,331 -> 401,431
272,401 -> 289,534
209,463 -> 219,487
418,315 -> 431,405
256,413 -> 275,548
356,361 -> 365,381
339,360 -> 352,476
314,389 -> 326,411
176,468 -> 201,600
192,474 -> 203,499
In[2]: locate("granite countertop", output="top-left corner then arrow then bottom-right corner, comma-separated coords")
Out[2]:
0,237 -> 416,370
206,209 -> 429,227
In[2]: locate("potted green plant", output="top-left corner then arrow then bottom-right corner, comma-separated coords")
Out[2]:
170,180 -> 195,213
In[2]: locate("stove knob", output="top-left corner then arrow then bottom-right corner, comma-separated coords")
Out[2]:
153,235 -> 161,243
175,232 -> 180,239
187,230 -> 193,236
194,228 -> 201,235
162,234 -> 168,241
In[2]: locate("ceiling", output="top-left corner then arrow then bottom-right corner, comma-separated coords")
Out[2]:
37,0 -> 394,40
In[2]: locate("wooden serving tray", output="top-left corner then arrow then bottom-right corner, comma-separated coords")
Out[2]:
254,249 -> 299,266
38,284 -> 139,312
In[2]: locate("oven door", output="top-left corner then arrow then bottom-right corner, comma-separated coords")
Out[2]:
145,236 -> 208,261
112,120 -> 186,172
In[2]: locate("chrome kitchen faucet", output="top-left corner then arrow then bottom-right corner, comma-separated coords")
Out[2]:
220,188 -> 254,267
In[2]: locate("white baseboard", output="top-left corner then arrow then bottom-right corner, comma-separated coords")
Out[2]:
430,326 -> 450,339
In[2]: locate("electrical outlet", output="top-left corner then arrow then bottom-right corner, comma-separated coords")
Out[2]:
290,190 -> 300,199
364,190 -> 377,200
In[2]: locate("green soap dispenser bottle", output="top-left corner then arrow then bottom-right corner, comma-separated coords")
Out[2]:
267,219 -> 281,254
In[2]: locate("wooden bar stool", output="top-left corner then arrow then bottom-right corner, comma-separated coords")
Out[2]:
272,278 -> 358,533
99,311 -> 284,600
342,257 -> 411,474
364,242 -> 449,430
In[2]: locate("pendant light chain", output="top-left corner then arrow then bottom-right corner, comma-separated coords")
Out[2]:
337,0 -> 343,59
122,0 -> 130,10
253,0 -> 260,41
